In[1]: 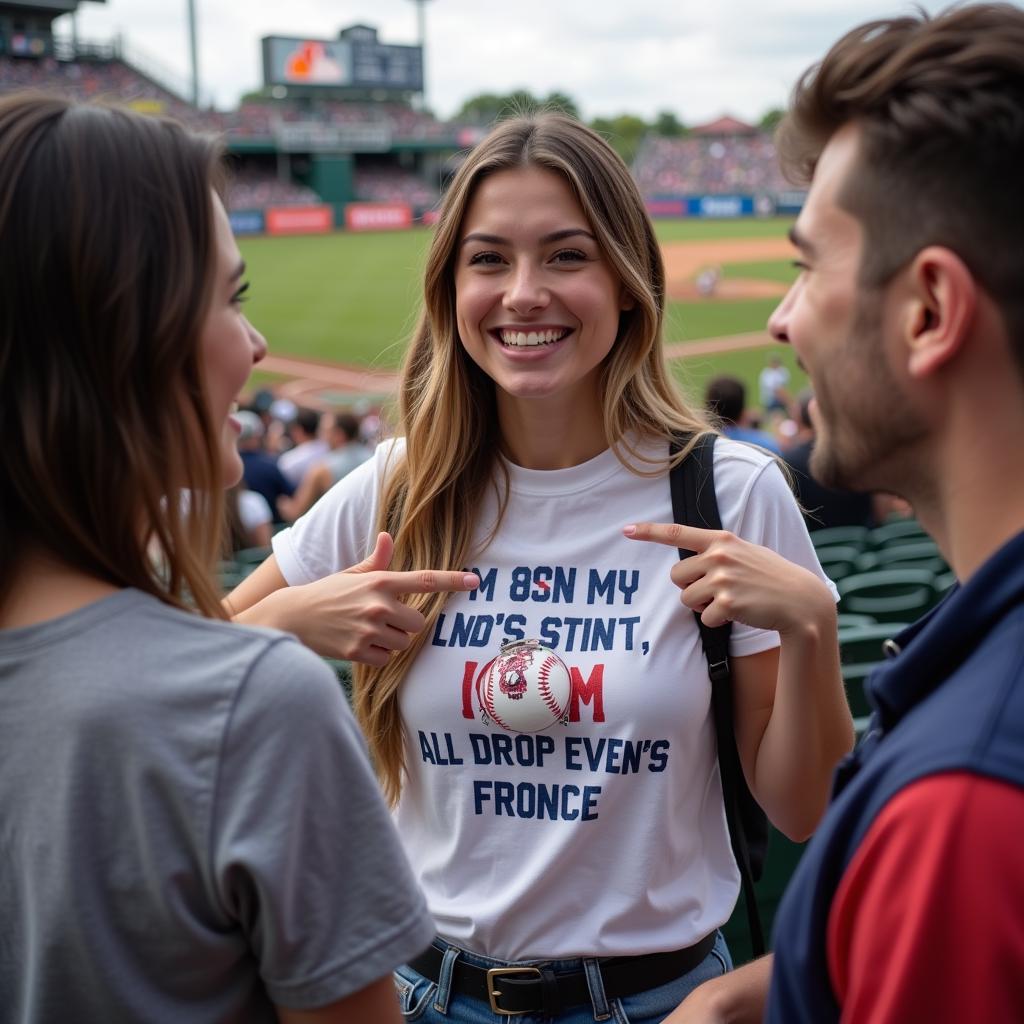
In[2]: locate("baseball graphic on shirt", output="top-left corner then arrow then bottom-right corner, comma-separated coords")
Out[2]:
477,639 -> 571,733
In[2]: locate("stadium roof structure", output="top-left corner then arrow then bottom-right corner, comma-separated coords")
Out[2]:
691,115 -> 758,137
0,0 -> 105,14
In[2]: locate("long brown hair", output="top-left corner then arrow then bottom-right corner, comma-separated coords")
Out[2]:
0,93 -> 228,618
355,112 -> 711,803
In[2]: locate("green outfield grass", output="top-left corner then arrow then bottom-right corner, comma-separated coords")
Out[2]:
240,229 -> 431,368
240,217 -> 805,407
721,259 -> 799,284
653,216 -> 794,242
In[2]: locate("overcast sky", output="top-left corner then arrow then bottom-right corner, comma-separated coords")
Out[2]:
64,0 -> 1022,123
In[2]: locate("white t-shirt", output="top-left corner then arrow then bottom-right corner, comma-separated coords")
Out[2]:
278,439 -> 329,487
274,435 -> 836,961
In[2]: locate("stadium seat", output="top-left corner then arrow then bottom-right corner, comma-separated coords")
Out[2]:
325,659 -> 354,705
233,545 -> 273,566
837,568 -> 938,623
810,525 -> 869,551
872,539 -> 947,574
869,518 -> 929,548
838,621 -> 909,716
836,612 -> 876,630
720,827 -> 809,966
935,570 -> 958,594
815,545 -> 862,582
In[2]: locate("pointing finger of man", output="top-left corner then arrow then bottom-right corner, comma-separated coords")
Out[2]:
623,522 -> 723,553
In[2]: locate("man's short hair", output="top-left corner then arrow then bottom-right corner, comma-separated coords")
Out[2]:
705,375 -> 746,426
331,411 -> 361,443
776,3 -> 1024,367
294,407 -> 320,437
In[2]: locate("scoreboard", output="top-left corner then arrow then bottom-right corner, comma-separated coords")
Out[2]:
262,26 -> 422,94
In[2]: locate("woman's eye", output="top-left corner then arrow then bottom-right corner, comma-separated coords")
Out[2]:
552,249 -> 587,263
232,281 -> 251,305
468,251 -> 503,266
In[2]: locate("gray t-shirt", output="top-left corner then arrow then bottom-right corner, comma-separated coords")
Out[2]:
0,589 -> 434,1023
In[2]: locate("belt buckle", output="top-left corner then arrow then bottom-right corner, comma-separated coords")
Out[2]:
486,966 -> 542,1016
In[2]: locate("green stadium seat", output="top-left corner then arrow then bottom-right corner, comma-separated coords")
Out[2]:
836,612 -> 876,630
233,545 -> 273,566
324,659 -> 354,705
838,568 -> 938,623
869,518 -> 929,548
853,550 -> 881,573
872,539 -> 946,574
838,621 -> 909,717
810,525 -> 869,551
935,569 -> 958,594
721,827 -> 809,965
815,545 -> 862,582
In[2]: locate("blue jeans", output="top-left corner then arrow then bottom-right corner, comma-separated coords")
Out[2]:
393,932 -> 732,1023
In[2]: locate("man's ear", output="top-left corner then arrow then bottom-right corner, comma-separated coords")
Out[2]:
901,246 -> 976,379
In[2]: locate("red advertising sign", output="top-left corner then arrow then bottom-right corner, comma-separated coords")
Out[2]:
265,205 -> 333,235
645,199 -> 687,218
345,203 -> 413,232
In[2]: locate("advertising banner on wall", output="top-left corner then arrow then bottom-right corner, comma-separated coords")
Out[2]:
265,205 -> 333,235
689,195 -> 755,217
775,190 -> 808,215
646,198 -> 687,218
345,203 -> 413,232
229,210 -> 266,236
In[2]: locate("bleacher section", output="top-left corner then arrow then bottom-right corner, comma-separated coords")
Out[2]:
633,133 -> 790,197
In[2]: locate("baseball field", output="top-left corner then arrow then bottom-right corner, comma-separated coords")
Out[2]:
239,215 -> 803,411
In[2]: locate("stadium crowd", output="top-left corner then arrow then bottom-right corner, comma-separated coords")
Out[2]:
633,133 -> 790,196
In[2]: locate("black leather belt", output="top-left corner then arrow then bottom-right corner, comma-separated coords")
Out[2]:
408,932 -> 716,1017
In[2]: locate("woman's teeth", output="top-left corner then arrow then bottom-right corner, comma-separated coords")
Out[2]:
499,329 -> 569,347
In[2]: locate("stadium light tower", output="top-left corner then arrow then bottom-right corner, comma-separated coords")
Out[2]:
186,0 -> 199,106
406,0 -> 433,110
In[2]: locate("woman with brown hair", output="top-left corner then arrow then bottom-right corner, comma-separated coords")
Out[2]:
231,113 -> 853,1022
0,93 -> 433,1023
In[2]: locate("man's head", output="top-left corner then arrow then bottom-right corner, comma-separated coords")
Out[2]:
291,407 -> 320,444
778,4 -> 1024,336
235,410 -> 264,451
327,411 -> 361,448
705,375 -> 746,426
769,4 -> 1024,494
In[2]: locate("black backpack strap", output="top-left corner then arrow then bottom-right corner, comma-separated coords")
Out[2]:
669,432 -> 767,957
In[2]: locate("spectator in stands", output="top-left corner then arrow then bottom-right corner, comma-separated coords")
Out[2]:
279,410 -> 371,522
758,354 -> 791,414
668,6 -> 1024,1021
705,374 -> 782,455
236,409 -> 294,520
278,405 -> 327,487
0,93 -> 432,1023
784,391 -> 874,531
632,132 -> 790,199
227,482 -> 274,551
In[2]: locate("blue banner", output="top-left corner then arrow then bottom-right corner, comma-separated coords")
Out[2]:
229,209 -> 265,236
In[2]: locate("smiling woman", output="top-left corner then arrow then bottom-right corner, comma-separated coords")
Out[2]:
229,112 -> 853,1024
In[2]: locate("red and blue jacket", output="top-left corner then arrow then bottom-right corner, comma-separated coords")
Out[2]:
768,530 -> 1024,1023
